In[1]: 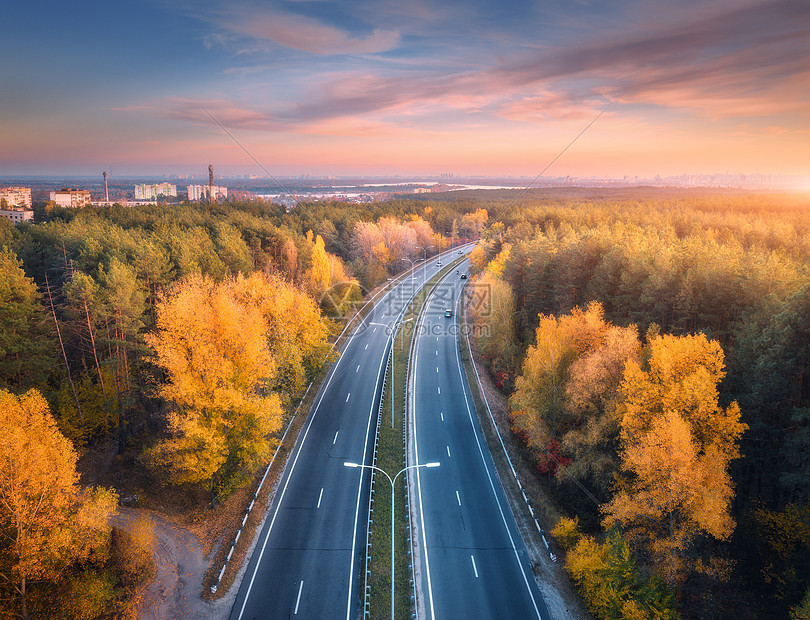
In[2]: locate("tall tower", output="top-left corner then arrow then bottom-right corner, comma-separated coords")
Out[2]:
103,171 -> 109,202
208,164 -> 214,203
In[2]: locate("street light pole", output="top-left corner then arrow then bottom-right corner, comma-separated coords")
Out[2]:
402,256 -> 417,295
421,246 -> 427,291
344,461 -> 440,620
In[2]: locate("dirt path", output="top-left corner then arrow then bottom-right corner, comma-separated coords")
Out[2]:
112,508 -> 231,620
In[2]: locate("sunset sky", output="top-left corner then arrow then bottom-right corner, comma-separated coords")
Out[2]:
2,0 -> 808,179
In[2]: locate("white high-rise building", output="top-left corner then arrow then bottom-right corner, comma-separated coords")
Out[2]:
187,184 -> 228,202
50,189 -> 92,208
0,186 -> 32,208
134,183 -> 177,200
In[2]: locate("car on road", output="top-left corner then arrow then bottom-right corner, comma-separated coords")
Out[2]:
437,261 -> 442,266
461,274 -> 467,279
457,250 -> 463,254
444,309 -> 453,317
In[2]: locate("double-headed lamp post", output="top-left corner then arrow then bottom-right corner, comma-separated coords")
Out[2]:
415,245 -> 428,288
402,256 -> 417,295
344,461 -> 440,620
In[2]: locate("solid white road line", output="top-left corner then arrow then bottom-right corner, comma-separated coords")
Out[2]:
317,488 -> 324,508
453,308 -> 544,619
456,490 -> 461,506
294,580 -> 304,614
236,305 -> 361,619
412,319 -> 437,620
346,393 -> 351,403
234,264 -> 425,620
346,341 -> 390,620
409,252 -> 474,620
333,430 -> 339,445
471,556 -> 479,578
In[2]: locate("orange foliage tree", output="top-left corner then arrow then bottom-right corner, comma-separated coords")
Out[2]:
145,272 -> 330,498
511,302 -> 633,478
0,389 -> 117,619
603,333 -> 747,586
562,324 -> 641,486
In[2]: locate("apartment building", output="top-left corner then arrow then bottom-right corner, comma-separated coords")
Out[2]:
134,183 -> 178,200
0,186 -> 32,208
50,188 -> 92,208
188,184 -> 228,202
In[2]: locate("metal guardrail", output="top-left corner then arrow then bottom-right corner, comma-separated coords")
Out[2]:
403,258 -> 469,619
210,381 -> 315,593
363,344 -> 391,617
212,243 -> 474,598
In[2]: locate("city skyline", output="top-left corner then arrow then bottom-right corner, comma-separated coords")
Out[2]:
2,0 -> 808,182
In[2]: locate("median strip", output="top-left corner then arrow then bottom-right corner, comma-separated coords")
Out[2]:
365,251 -> 468,619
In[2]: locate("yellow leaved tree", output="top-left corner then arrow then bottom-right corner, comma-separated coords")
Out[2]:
308,233 -> 332,295
230,271 -> 332,399
145,272 -> 330,499
562,324 -> 641,486
0,389 -> 117,620
511,302 -> 611,458
603,333 -> 747,587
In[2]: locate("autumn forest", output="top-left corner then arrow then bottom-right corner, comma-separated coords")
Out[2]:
1,188 -> 809,619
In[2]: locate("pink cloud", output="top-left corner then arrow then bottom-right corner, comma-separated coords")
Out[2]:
137,97 -> 285,132
195,2 -> 401,55
238,16 -> 398,55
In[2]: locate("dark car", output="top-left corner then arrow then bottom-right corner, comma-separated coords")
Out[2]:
461,274 -> 467,279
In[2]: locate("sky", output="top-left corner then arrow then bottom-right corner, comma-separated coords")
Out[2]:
1,0 -> 808,180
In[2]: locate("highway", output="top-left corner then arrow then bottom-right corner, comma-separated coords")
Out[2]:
409,261 -> 551,620
228,248 -> 465,620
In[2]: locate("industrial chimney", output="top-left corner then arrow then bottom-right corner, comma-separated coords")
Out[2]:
103,171 -> 109,202
208,164 -> 214,203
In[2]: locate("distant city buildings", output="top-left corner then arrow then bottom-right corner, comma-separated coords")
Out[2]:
0,186 -> 32,208
50,188 -> 92,208
188,184 -> 228,202
413,184 -> 458,193
227,189 -> 262,202
134,183 -> 177,200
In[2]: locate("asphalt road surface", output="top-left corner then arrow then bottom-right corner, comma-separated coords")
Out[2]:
410,263 -> 551,620
229,247 -> 470,620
